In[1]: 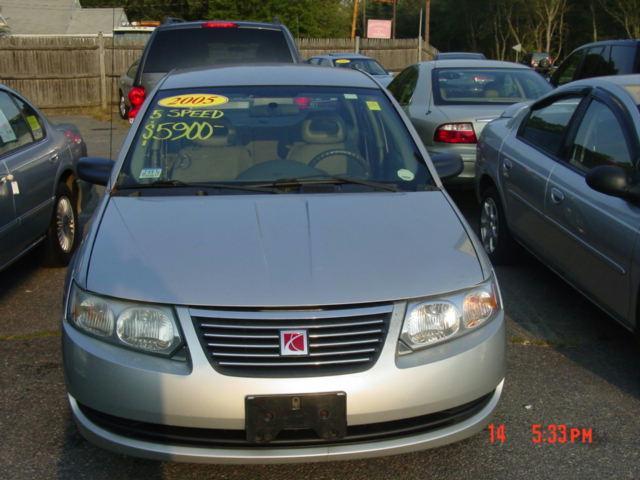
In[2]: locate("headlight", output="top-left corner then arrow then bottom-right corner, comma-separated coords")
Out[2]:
400,275 -> 500,351
68,283 -> 182,357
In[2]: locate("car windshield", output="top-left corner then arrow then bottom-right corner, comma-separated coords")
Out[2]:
433,68 -> 552,105
333,58 -> 388,75
143,27 -> 293,73
116,86 -> 434,193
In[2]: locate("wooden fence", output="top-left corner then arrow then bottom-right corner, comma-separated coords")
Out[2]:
0,35 -> 436,113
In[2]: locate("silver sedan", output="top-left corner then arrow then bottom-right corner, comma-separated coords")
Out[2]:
388,59 -> 551,185
64,64 -> 505,463
476,74 -> 640,336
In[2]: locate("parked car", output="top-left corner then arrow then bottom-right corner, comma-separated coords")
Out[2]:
118,58 -> 139,119
307,53 -> 394,86
64,64 -> 505,463
550,39 -> 640,87
476,74 -> 640,336
520,52 -> 553,75
0,85 -> 85,271
388,59 -> 552,185
127,20 -> 300,122
435,52 -> 486,60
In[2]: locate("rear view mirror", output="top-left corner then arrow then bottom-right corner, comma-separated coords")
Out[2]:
586,165 -> 640,201
430,152 -> 464,180
77,157 -> 115,186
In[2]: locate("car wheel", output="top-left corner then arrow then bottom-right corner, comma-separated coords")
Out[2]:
479,187 -> 517,265
43,182 -> 79,267
119,91 -> 129,119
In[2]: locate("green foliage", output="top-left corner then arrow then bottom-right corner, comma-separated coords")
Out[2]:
80,0 -> 351,37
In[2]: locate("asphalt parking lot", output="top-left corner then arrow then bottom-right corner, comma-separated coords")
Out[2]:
1,115 -> 639,479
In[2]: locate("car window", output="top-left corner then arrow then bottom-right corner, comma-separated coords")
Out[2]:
609,45 -> 637,75
388,66 -> 418,105
577,46 -> 610,79
307,58 -> 320,65
0,92 -> 35,156
320,59 -> 332,66
519,96 -> 582,156
11,95 -> 45,141
553,49 -> 586,86
432,68 -> 551,105
569,100 -> 632,173
333,58 -> 388,75
143,28 -> 293,73
117,86 -> 434,193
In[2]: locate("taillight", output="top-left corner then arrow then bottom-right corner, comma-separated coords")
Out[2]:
434,123 -> 477,144
64,130 -> 82,145
202,21 -> 237,28
127,86 -> 146,120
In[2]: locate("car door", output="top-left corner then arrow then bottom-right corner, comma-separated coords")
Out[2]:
0,91 -> 59,249
500,93 -> 584,259
0,159 -> 18,268
544,93 -> 640,323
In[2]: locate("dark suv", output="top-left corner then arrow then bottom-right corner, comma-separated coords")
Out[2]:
550,39 -> 640,87
127,20 -> 300,121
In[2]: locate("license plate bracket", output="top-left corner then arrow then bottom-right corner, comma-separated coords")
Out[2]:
245,392 -> 347,444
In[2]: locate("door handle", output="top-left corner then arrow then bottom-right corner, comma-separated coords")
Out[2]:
501,158 -> 513,176
550,187 -> 565,204
49,153 -> 59,163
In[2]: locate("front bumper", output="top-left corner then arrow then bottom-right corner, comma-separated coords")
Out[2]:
63,304 -> 505,463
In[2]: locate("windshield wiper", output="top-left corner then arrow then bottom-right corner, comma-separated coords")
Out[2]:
259,175 -> 400,192
115,179 -> 280,194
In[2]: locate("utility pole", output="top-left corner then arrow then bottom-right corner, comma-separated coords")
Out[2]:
425,0 -> 431,48
391,0 -> 397,39
362,0 -> 367,38
351,0 -> 359,39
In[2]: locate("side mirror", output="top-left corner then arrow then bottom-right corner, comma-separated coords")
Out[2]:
586,165 -> 640,200
431,152 -> 464,180
77,157 -> 115,186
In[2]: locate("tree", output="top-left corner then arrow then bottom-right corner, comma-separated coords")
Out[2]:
599,0 -> 640,39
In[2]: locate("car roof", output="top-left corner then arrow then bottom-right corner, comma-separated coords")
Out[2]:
156,20 -> 286,31
436,52 -> 485,59
577,39 -> 640,49
424,59 -> 529,69
161,64 -> 381,90
313,53 -> 372,60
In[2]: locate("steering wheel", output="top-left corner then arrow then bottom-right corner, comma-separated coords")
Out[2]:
308,149 -> 369,174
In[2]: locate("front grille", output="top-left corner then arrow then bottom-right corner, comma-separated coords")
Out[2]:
78,392 -> 493,448
191,303 -> 393,377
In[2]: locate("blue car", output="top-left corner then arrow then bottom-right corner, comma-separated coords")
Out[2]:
307,53 -> 394,86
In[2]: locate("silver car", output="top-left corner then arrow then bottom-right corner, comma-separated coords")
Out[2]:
388,59 -> 551,185
64,65 -> 505,463
0,84 -> 84,271
476,75 -> 640,335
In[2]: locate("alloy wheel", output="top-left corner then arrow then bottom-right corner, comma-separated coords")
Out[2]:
55,195 -> 75,253
480,197 -> 499,254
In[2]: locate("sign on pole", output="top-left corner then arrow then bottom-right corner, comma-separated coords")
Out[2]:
367,19 -> 392,39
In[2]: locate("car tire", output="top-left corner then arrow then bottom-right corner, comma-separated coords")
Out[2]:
43,182 -> 79,267
479,187 -> 518,265
119,91 -> 129,119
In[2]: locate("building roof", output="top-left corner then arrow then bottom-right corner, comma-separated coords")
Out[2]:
67,8 -> 127,34
0,0 -> 128,34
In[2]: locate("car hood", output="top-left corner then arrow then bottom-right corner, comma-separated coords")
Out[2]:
87,192 -> 483,307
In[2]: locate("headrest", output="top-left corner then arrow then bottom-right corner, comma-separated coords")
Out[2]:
301,115 -> 346,144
